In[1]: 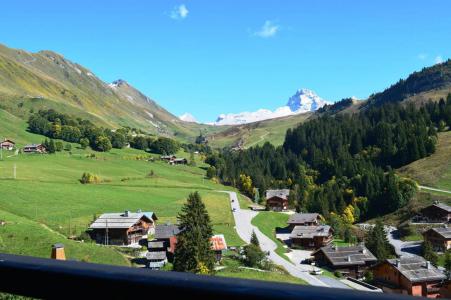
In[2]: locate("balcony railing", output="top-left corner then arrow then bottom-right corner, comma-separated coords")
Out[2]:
0,253 -> 416,300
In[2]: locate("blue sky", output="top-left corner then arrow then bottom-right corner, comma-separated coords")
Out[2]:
0,0 -> 450,122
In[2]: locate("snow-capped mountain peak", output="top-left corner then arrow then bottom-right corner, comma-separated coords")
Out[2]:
179,113 -> 198,123
286,88 -> 327,113
211,88 -> 328,126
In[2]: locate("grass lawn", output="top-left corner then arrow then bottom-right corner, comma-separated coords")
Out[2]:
0,142 -> 246,264
332,239 -> 351,247
251,211 -> 290,261
216,252 -> 307,285
400,233 -> 423,242
237,193 -> 253,210
0,208 -> 129,266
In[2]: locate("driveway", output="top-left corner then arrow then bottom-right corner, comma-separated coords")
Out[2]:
386,226 -> 422,257
221,191 -> 349,288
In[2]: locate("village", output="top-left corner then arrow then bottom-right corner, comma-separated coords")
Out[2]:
2,137 -> 451,299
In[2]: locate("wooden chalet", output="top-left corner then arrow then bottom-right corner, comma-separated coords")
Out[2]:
169,158 -> 188,165
0,139 -> 15,151
152,224 -> 181,261
287,213 -> 321,229
439,281 -> 451,299
290,225 -> 333,249
23,144 -> 46,154
419,202 -> 451,223
370,257 -> 446,298
265,189 -> 290,211
423,226 -> 451,252
160,155 -> 177,161
146,241 -> 168,269
211,234 -> 227,262
312,244 -> 377,279
89,210 -> 157,245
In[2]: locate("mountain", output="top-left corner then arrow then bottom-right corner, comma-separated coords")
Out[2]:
286,88 -> 328,113
179,113 -> 198,123
366,59 -> 451,107
0,43 -> 220,142
211,89 -> 328,125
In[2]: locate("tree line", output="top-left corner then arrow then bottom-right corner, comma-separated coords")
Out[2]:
27,109 -> 181,154
205,96 -> 451,227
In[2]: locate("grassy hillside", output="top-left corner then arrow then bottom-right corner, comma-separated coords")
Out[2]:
366,59 -> 451,106
398,131 -> 451,190
0,111 -> 253,265
208,113 -> 312,149
0,43 -> 223,143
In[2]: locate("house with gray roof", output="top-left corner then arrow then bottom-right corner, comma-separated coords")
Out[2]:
89,210 -> 157,245
287,213 -> 321,229
152,224 -> 182,262
423,226 -> 451,252
290,225 -> 333,249
312,244 -> 377,279
371,257 -> 446,298
265,189 -> 290,211
419,201 -> 451,223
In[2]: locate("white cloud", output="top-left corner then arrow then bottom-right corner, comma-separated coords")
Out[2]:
170,4 -> 189,20
254,21 -> 280,38
435,55 -> 444,64
417,53 -> 428,60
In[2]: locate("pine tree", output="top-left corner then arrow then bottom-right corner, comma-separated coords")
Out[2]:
47,139 -> 56,154
250,231 -> 260,247
173,192 -> 216,274
365,220 -> 393,261
422,241 -> 438,266
444,251 -> 451,279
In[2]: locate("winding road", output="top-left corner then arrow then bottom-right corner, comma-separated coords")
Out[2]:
419,185 -> 451,195
221,191 -> 347,288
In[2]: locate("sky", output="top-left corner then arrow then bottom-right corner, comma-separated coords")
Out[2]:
0,0 -> 450,122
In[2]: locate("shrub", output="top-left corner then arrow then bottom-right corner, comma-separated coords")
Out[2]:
79,172 -> 101,184
334,270 -> 343,278
55,141 -> 64,151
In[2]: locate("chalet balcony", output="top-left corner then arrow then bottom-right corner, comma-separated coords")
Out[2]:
0,253 -> 415,300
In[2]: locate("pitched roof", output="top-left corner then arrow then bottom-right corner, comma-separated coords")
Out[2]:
89,211 -> 153,229
423,202 -> 451,213
146,251 -> 167,260
148,241 -> 165,249
386,257 -> 446,283
266,189 -> 290,200
142,211 -> 158,221
155,224 -> 181,239
24,144 -> 43,148
314,244 -> 377,267
287,213 -> 320,224
211,234 -> 227,251
0,139 -> 15,145
425,227 -> 451,239
290,225 -> 332,239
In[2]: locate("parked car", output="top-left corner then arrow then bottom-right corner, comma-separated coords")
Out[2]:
300,258 -> 313,265
310,268 -> 323,275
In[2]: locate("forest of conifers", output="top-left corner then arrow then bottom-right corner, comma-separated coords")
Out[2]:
206,94 -> 451,225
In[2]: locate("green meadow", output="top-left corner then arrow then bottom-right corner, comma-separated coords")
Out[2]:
0,138 -> 251,263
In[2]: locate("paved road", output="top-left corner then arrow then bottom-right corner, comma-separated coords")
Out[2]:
221,191 -> 338,287
386,226 -> 422,258
419,185 -> 451,195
